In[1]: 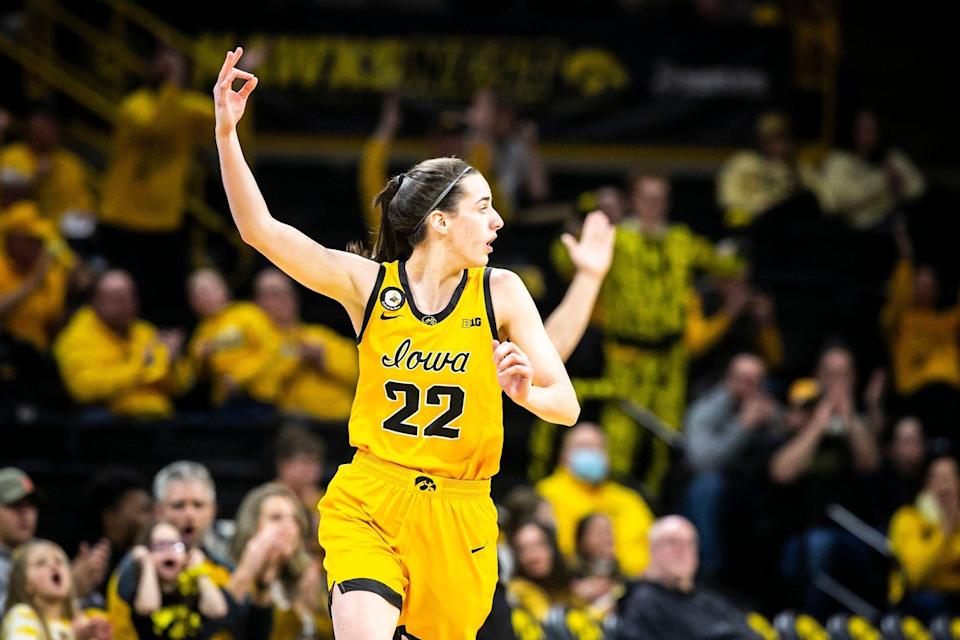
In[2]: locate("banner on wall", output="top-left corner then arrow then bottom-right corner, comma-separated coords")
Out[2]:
195,24 -> 789,145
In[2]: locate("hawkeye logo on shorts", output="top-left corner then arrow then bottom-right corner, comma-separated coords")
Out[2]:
461,317 -> 482,328
414,476 -> 437,491
381,287 -> 405,311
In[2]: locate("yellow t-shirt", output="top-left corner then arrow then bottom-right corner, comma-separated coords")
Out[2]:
537,468 -> 654,577
599,222 -> 742,343
1,603 -> 74,640
889,504 -> 960,601
881,260 -> 960,394
349,260 -> 502,480
188,302 -> 282,406
100,84 -> 214,232
267,323 -> 359,421
0,143 -> 94,223
0,253 -> 68,352
684,290 -> 784,368
717,150 -> 797,227
507,579 -> 604,640
53,306 -> 175,418
810,149 -> 925,229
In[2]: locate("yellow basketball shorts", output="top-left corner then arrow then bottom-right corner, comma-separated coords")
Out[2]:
318,450 -> 499,640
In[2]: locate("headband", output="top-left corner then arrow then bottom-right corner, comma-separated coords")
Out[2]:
412,165 -> 473,234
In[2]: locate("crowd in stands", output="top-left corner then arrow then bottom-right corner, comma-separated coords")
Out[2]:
2,24 -> 959,640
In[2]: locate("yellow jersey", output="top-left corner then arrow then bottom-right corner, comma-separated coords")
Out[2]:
0,143 -> 94,223
350,260 -> 502,480
100,84 -> 214,232
187,301 -> 282,406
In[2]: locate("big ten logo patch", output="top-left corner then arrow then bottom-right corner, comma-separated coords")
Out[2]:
461,317 -> 482,328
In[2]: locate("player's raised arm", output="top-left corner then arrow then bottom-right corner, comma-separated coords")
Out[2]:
491,269 -> 580,426
544,210 -> 614,361
214,47 -> 378,327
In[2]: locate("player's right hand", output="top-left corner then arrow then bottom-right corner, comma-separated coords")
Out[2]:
214,47 -> 258,138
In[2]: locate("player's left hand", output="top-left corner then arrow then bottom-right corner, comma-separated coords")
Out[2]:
493,340 -> 532,403
561,210 -> 614,280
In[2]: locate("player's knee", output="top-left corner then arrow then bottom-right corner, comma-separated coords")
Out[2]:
331,586 -> 400,640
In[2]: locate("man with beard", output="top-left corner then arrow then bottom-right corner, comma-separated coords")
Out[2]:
107,462 -> 285,640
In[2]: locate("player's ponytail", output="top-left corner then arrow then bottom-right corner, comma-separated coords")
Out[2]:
354,157 -> 475,263
369,173 -> 407,263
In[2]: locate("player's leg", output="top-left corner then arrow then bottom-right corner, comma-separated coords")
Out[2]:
319,462 -> 410,639
330,587 -> 399,640
398,490 -> 499,639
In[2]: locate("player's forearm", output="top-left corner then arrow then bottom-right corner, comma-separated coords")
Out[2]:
519,383 -> 580,426
216,130 -> 276,247
544,271 -> 602,362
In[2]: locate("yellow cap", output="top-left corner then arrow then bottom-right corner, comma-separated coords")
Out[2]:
788,378 -> 820,407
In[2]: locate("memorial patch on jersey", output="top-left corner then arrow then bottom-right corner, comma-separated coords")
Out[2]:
381,287 -> 405,311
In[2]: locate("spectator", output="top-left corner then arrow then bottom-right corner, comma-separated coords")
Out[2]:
683,354 -> 781,580
570,513 -> 624,625
594,170 -> 742,493
186,268 -> 280,413
253,269 -> 358,421
0,201 -> 73,352
107,461 -> 238,640
79,469 -> 153,586
767,347 -> 881,618
118,520 -> 229,640
808,109 -> 925,230
0,468 -> 108,613
577,186 -> 627,225
880,225 -> 960,439
685,274 -> 784,392
616,516 -> 758,640
889,455 -> 960,621
54,270 -> 183,420
507,521 -> 602,640
717,112 -> 802,228
359,94 -> 481,236
464,88 -> 550,220
98,44 -> 215,325
537,423 -> 655,578
1,540 -> 110,640
503,485 -> 557,530
0,468 -> 39,609
0,108 -> 95,236
875,417 -> 928,527
272,425 -> 325,554
228,483 -> 330,639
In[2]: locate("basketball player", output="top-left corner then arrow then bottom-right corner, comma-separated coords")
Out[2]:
214,48 -> 579,640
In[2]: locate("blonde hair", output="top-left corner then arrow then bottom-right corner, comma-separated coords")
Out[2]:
230,483 -> 311,604
3,540 -> 77,639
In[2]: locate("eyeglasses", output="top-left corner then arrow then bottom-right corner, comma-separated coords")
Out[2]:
150,540 -> 186,553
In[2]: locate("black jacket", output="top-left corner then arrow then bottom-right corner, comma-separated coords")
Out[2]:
616,580 -> 757,640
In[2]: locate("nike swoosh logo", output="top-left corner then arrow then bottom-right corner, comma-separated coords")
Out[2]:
470,545 -> 485,553
380,313 -> 400,320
